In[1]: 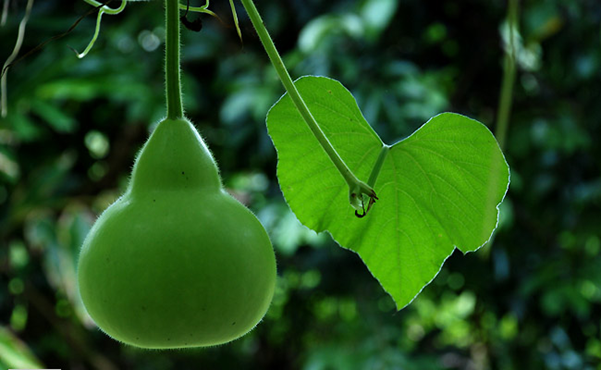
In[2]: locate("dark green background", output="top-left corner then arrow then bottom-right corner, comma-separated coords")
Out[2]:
1,0 -> 600,369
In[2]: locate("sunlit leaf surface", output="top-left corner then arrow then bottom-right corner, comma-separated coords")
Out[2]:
267,76 -> 510,308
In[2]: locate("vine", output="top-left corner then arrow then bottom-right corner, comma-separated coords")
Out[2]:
239,0 -> 378,215
1,0 -> 34,117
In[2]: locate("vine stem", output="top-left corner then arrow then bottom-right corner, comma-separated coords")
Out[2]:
165,0 -> 183,119
239,0 -> 376,203
1,0 -> 34,118
495,0 -> 518,150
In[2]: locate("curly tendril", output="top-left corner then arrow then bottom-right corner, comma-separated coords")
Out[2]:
180,0 -> 241,42
76,0 -> 242,58
229,0 -> 242,42
179,0 -> 218,18
1,0 -> 34,117
75,0 -> 127,59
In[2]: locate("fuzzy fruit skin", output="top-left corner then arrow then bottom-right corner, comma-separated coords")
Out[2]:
77,119 -> 276,348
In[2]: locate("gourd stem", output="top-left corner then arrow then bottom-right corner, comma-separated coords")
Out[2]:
239,0 -> 375,199
165,0 -> 183,119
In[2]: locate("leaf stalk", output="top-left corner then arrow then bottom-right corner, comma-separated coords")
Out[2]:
239,0 -> 377,212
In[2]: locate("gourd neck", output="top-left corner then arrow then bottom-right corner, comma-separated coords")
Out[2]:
129,119 -> 222,195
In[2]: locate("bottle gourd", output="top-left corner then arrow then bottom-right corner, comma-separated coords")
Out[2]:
77,118 -> 277,348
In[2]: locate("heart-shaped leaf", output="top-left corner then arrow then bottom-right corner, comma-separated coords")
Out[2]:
267,76 -> 510,309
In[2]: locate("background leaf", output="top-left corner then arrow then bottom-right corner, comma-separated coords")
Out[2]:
0,327 -> 44,370
267,76 -> 510,308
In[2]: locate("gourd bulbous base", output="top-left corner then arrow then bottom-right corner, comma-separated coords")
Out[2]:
77,118 -> 276,348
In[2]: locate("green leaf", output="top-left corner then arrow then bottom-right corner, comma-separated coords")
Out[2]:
0,326 -> 44,369
267,76 -> 510,309
31,99 -> 77,133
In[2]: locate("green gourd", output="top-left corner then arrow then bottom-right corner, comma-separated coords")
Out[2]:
77,118 -> 277,348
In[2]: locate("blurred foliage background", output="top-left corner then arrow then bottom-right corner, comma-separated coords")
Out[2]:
1,0 -> 600,369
